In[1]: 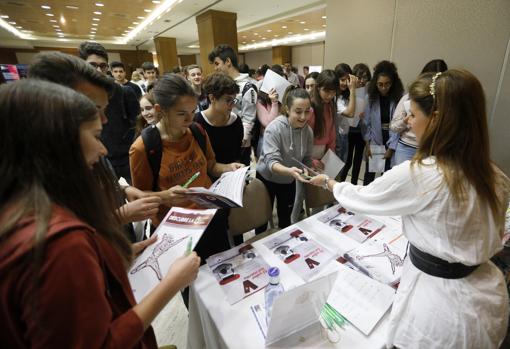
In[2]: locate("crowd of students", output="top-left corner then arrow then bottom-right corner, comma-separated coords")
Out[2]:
0,39 -> 508,349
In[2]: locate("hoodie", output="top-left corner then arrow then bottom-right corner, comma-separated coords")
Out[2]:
257,115 -> 314,184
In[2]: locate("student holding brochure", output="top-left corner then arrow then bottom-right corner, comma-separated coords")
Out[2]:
0,80 -> 200,348
309,69 -> 510,348
129,74 -> 243,260
256,86 -> 314,234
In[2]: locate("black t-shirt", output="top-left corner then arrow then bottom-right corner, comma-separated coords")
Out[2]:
194,111 -> 243,164
123,81 -> 142,100
380,95 -> 391,125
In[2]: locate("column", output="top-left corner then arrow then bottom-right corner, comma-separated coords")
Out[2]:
196,10 -> 238,76
153,37 -> 178,74
272,46 -> 292,65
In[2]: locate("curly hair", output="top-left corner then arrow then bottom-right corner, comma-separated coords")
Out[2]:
367,60 -> 404,105
202,73 -> 239,100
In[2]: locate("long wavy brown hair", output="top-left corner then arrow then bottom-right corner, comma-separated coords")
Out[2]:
409,69 -> 506,225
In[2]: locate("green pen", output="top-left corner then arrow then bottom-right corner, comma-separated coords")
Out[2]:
185,237 -> 193,255
182,171 -> 200,188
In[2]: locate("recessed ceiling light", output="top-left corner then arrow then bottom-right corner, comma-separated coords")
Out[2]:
281,25 -> 287,29
288,31 -> 293,34
66,5 -> 79,10
49,19 -> 57,22
262,37 -> 266,40
92,18 -> 100,21
274,34 -> 279,37
46,13 -> 54,17
92,23 -> 98,26
322,24 -> 326,27
267,29 -> 272,32
133,21 -> 139,25
251,39 -> 255,42
52,25 -> 59,28
55,29 -> 61,32
41,5 -> 51,9
93,11 -> 102,15
0,15 -> 8,19
95,3 -> 104,6
16,26 -> 22,29
254,32 -> 258,36
300,21 -> 306,24
128,26 -> 133,29
322,16 -> 327,19
8,21 -> 16,25
152,0 -> 161,3
60,16 -> 66,24
242,41 -> 246,44
137,16 -> 144,19
304,28 -> 309,31
144,9 -> 151,13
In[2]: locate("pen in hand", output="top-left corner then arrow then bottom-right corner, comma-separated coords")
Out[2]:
182,171 -> 200,189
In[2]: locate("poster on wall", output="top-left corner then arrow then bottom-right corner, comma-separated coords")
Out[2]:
0,64 -> 20,83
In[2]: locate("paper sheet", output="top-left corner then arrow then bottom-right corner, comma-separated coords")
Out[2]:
327,264 -> 395,336
368,145 -> 386,173
260,69 -> 291,103
321,148 -> 345,178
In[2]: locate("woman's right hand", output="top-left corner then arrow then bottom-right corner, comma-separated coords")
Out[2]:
165,252 -> 201,289
365,146 -> 372,158
268,88 -> 279,103
163,185 -> 191,206
348,74 -> 358,91
287,166 -> 309,183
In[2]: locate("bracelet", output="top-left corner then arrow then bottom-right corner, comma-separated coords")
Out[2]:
323,176 -> 330,190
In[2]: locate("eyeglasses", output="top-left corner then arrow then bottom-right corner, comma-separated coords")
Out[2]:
89,62 -> 109,71
222,97 -> 236,106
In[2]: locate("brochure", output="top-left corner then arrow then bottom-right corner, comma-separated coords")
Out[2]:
327,264 -> 395,335
321,148 -> 345,178
344,224 -> 408,286
263,228 -> 336,281
260,68 -> 292,103
206,242 -> 271,305
128,207 -> 216,303
184,166 -> 250,209
368,145 -> 386,173
318,205 -> 385,243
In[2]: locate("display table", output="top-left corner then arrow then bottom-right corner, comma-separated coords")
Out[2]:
187,209 -> 400,349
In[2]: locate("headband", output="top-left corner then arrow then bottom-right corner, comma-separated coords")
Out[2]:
429,72 -> 442,98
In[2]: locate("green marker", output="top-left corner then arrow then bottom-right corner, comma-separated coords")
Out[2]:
185,237 -> 193,255
182,171 -> 200,188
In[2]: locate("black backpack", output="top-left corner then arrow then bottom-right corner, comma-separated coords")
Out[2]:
141,122 -> 207,191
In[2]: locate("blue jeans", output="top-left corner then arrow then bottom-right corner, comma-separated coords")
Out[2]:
394,142 -> 417,165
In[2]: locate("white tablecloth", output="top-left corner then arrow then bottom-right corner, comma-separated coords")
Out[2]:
187,209 -> 399,349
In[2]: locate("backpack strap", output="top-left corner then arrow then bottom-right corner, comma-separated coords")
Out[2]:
190,122 -> 207,156
141,125 -> 162,192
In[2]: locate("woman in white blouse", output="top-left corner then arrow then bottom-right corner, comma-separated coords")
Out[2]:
310,69 -> 509,349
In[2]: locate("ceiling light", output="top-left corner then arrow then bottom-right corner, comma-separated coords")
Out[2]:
322,16 -> 327,19
133,21 -> 139,24
242,35 -> 246,38
92,18 -> 100,21
300,21 -> 306,24
41,5 -> 51,9
52,25 -> 59,28
16,26 -> 21,29
93,11 -> 102,15
95,3 -> 104,6
152,0 -> 161,3
0,15 -> 8,19
49,19 -> 57,22
262,37 -> 266,40
8,21 -> 16,25
66,5 -> 79,9
267,29 -> 272,32
304,28 -> 309,31
128,26 -> 133,29
274,34 -> 279,37
281,25 -> 287,29
242,41 -> 246,44
60,16 -> 66,24
92,23 -> 98,26
322,24 -> 326,27
137,16 -> 145,19
254,32 -> 258,36
55,29 -> 61,32
240,31 -> 325,52
288,31 -> 293,34
144,9 -> 152,13
46,13 -> 54,17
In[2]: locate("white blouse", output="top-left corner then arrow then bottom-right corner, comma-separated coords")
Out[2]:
332,158 -> 509,349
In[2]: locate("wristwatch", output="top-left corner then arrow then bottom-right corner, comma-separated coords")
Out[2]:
323,175 -> 330,190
